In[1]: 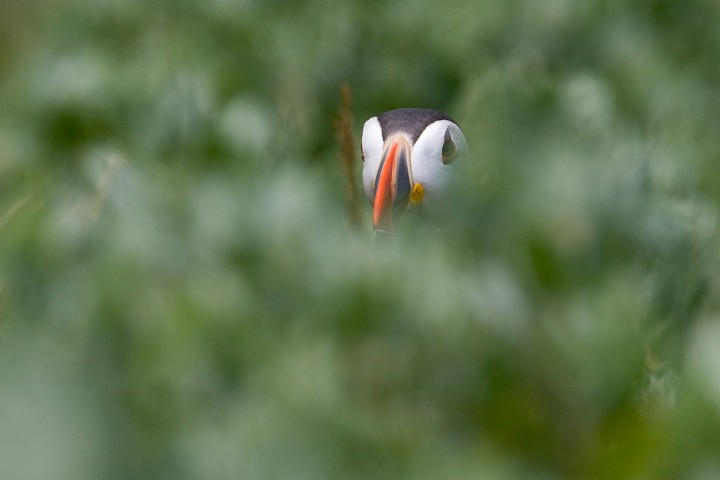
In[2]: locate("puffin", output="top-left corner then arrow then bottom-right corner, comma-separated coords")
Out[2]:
361,108 -> 468,232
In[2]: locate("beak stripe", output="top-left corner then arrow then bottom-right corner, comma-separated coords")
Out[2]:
372,141 -> 398,230
395,147 -> 411,203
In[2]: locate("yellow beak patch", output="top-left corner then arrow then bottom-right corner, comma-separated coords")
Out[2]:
409,183 -> 424,205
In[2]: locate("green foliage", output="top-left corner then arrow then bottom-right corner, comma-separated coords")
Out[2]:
2,0 -> 720,478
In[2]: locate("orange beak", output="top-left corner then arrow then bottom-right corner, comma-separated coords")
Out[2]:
372,134 -> 412,231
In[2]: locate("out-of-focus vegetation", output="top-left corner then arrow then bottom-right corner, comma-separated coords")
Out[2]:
2,0 -> 720,478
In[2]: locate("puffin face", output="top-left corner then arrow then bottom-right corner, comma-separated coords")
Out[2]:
361,108 -> 467,232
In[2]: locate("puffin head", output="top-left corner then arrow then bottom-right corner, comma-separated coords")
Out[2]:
361,108 -> 467,232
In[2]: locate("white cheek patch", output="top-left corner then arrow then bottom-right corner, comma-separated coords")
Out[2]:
411,120 -> 467,201
361,117 -> 384,203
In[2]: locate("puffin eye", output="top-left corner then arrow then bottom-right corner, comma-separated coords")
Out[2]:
441,129 -> 457,165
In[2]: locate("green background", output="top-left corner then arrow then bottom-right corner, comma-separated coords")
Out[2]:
2,0 -> 720,478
